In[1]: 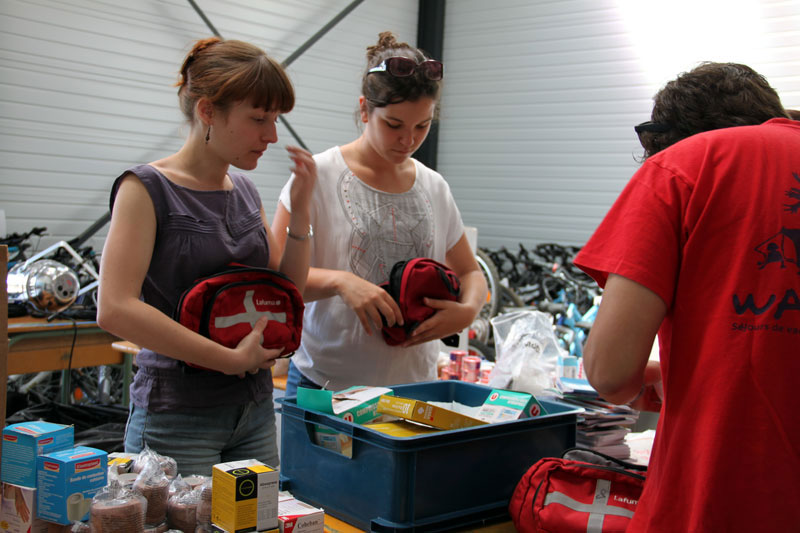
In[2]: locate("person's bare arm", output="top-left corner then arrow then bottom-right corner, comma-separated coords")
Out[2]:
272,199 -> 404,334
583,273 -> 666,405
265,145 -> 316,293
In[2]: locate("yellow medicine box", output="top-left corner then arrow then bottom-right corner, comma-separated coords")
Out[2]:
376,395 -> 487,430
211,459 -> 278,533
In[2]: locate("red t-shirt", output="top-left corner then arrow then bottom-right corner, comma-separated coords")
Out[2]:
575,118 -> 800,532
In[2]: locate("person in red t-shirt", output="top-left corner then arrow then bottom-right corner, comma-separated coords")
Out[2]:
574,62 -> 799,531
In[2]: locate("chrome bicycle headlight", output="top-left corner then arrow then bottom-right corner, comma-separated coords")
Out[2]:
7,259 -> 80,312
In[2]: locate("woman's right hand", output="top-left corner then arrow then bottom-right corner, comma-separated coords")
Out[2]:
286,145 -> 317,214
337,272 -> 404,335
229,316 -> 284,376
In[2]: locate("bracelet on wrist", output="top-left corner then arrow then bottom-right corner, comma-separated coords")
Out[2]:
286,224 -> 313,241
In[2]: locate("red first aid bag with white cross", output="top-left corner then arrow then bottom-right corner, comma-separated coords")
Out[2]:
509,447 -> 646,533
379,257 -> 461,346
174,264 -> 304,369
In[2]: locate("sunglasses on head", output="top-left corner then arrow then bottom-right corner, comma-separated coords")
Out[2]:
368,57 -> 443,81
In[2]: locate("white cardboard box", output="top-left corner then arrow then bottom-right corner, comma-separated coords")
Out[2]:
278,493 -> 324,533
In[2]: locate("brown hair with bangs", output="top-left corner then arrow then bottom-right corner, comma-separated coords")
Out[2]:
176,37 -> 294,122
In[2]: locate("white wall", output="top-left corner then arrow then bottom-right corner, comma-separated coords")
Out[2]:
2,0 -> 800,255
439,0 -> 800,249
0,0 -> 418,252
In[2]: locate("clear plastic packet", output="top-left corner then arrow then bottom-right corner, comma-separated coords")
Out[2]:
488,309 -> 563,395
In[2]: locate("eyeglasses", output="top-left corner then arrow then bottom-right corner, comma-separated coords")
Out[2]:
368,57 -> 443,81
634,121 -> 671,134
634,121 -> 671,148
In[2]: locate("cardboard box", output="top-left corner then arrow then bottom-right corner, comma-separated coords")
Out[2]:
1,422 -> 74,488
363,420 -> 441,438
475,389 -> 548,422
376,395 -> 487,430
36,446 -> 107,525
106,452 -> 137,474
211,526 -> 278,533
278,493 -> 324,533
297,386 -> 393,424
298,386 -> 394,457
212,459 -> 278,533
0,482 -> 44,533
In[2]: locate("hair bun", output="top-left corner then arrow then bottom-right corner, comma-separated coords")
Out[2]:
177,37 -> 223,89
366,31 -> 410,62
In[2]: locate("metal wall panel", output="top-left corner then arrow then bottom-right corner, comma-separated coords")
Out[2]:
439,0 -> 800,249
0,0 -> 418,250
4,0 -> 800,254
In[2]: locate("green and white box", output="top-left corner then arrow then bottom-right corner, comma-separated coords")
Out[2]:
476,389 -> 548,422
297,386 -> 394,457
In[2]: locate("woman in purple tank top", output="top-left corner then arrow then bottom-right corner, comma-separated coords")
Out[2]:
97,37 -> 316,476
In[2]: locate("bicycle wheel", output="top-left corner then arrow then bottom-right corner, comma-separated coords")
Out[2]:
500,285 -> 525,310
475,248 -> 501,319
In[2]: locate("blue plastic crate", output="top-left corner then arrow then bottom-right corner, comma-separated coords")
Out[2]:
278,381 -> 581,532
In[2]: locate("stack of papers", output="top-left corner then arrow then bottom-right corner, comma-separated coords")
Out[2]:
552,379 -> 640,459
556,376 -> 598,396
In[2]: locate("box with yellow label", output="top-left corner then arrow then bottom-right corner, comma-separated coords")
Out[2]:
363,420 -> 442,438
376,395 -> 487,430
211,459 -> 278,533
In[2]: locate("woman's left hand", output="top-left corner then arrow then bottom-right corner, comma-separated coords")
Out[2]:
402,297 -> 476,347
286,145 -> 317,212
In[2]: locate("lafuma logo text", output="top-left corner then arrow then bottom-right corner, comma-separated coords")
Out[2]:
613,495 -> 638,506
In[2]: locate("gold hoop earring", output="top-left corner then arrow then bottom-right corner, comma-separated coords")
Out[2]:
205,125 -> 211,144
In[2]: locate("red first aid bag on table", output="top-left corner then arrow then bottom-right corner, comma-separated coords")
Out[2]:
175,264 -> 304,369
509,447 -> 646,533
379,257 -> 461,346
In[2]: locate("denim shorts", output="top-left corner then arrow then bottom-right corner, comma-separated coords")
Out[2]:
124,395 -> 278,476
284,360 -> 322,398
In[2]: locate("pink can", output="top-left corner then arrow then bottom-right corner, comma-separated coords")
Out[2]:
449,350 -> 467,376
461,355 -> 481,382
440,367 -> 460,380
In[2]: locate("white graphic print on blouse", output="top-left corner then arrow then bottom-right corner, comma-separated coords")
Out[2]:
338,169 -> 434,284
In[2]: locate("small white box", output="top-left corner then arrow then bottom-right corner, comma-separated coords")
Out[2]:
0,482 -> 46,533
278,493 -> 324,533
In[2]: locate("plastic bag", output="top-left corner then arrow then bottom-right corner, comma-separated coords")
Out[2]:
167,476 -> 200,533
90,480 -> 148,533
133,451 -> 171,527
488,310 -> 564,395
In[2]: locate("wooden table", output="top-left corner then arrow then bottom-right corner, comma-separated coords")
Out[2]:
7,316 -> 129,405
323,514 -> 515,533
